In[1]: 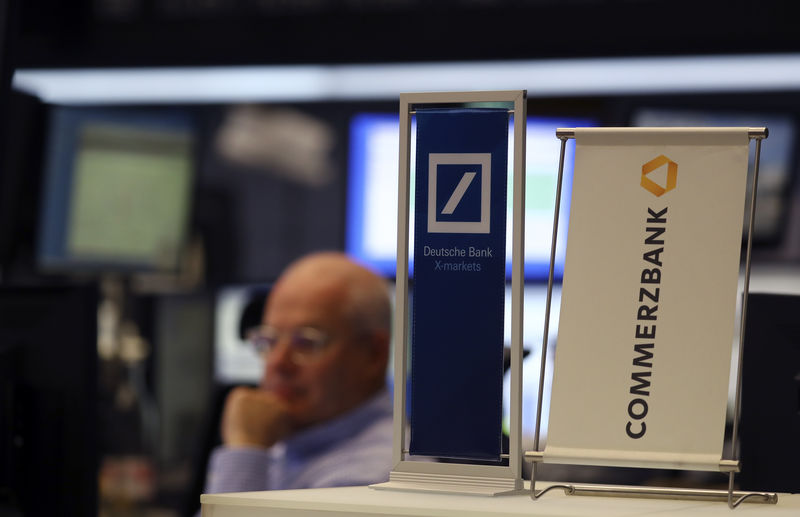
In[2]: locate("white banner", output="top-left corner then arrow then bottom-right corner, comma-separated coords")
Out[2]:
544,128 -> 750,471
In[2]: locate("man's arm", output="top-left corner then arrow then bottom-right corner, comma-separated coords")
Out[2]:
203,387 -> 293,494
221,387 -> 293,448
203,446 -> 271,493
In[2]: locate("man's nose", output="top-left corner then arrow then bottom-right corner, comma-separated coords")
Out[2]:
266,337 -> 296,370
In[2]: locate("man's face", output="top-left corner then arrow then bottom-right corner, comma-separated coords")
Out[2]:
260,274 -> 376,428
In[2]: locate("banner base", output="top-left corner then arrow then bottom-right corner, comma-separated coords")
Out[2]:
533,483 -> 777,507
370,471 -> 523,496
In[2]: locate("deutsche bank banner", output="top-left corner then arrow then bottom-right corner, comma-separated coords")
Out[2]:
410,109 -> 508,461
545,128 -> 750,471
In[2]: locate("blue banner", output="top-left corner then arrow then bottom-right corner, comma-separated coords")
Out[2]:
409,109 -> 508,461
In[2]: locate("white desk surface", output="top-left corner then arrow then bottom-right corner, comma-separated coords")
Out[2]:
201,482 -> 799,517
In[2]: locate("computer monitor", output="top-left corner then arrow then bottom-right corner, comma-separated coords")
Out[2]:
37,107 -> 194,274
346,113 -> 596,280
214,284 -> 272,385
739,292 -> 800,493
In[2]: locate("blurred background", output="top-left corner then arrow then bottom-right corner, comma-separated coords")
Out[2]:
2,0 -> 800,515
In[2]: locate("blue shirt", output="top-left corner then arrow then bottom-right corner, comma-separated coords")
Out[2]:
203,388 -> 394,494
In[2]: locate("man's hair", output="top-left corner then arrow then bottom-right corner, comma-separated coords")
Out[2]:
341,268 -> 392,341
281,251 -> 391,341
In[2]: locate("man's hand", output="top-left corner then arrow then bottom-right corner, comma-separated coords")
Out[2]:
220,387 -> 294,449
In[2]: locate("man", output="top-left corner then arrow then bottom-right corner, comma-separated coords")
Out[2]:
203,251 -> 394,493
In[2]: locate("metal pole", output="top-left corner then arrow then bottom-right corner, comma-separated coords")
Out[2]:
727,132 -> 766,509
530,134 -> 570,499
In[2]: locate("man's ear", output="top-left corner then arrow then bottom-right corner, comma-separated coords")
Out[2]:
363,329 -> 390,379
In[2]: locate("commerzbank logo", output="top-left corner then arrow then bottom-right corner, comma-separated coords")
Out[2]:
641,155 -> 677,197
428,153 -> 491,234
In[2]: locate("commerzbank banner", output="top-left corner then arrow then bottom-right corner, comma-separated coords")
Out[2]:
410,109 -> 508,461
545,128 -> 750,471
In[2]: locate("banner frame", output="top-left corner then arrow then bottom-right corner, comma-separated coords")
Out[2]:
524,127 -> 778,508
369,90 -> 526,496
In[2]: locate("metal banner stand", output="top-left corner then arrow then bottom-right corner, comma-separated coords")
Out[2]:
370,90 -> 526,496
524,127 -> 777,509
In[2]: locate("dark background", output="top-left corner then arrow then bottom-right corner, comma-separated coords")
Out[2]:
2,1 -> 800,515
13,0 -> 800,68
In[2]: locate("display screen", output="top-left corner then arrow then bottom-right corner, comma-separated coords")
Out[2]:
38,107 -> 194,273
214,284 -> 269,385
346,113 -> 596,280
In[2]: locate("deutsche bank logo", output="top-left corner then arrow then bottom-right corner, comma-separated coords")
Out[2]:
428,153 -> 491,234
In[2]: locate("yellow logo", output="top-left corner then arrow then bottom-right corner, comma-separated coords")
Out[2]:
641,155 -> 677,197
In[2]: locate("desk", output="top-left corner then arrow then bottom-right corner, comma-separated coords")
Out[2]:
201,482 -> 799,516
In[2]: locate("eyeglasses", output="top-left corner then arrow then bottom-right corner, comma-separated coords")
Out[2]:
246,325 -> 329,364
